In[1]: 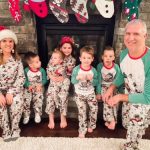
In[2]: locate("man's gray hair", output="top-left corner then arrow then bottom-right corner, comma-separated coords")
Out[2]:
125,19 -> 147,34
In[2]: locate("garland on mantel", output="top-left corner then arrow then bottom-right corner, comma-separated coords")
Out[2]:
6,0 -> 142,23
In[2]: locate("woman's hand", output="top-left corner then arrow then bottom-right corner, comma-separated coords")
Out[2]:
0,94 -> 6,107
6,93 -> 13,105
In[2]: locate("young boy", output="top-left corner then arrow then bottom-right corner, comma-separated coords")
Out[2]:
45,49 -> 70,129
96,46 -> 121,130
23,52 -> 47,124
71,46 -> 98,138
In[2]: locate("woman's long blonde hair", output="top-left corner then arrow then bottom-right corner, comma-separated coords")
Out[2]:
0,44 -> 20,65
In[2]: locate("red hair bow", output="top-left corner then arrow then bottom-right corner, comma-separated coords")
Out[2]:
60,36 -> 74,46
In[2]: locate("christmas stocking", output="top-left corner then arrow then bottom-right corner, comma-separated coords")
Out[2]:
8,0 -> 22,22
23,0 -> 30,11
49,0 -> 69,23
0,26 -> 6,31
29,0 -> 48,18
123,0 -> 142,21
70,0 -> 88,24
94,0 -> 114,18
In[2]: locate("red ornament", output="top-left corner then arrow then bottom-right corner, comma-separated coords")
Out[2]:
124,7 -> 130,15
8,0 -> 22,22
131,13 -> 136,20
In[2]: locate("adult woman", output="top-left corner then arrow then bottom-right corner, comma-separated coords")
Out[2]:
0,27 -> 25,142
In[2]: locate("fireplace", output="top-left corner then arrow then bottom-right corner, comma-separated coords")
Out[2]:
35,6 -> 119,68
34,2 -> 121,118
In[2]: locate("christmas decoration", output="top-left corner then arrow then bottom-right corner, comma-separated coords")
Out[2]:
8,0 -> 22,22
89,0 -> 96,11
123,0 -> 142,21
4,0 -> 143,23
49,0 -> 69,23
29,0 -> 48,18
0,26 -> 6,31
93,0 -> 114,18
70,0 -> 88,24
23,0 -> 30,11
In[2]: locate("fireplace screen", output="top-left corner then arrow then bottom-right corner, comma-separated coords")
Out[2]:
36,14 -> 116,68
47,34 -> 104,66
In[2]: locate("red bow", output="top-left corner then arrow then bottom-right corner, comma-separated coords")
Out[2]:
60,36 -> 74,46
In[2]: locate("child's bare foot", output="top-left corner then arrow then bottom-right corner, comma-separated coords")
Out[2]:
48,122 -> 55,129
48,113 -> 55,129
60,114 -> 67,128
87,128 -> 93,133
78,133 -> 85,138
107,121 -> 116,130
105,122 -> 109,127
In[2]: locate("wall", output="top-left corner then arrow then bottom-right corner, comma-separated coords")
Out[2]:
113,0 -> 150,59
0,0 -> 149,55
0,0 -> 37,53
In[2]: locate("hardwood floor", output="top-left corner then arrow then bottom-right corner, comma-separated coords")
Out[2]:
1,118 -> 149,139
20,118 -> 127,138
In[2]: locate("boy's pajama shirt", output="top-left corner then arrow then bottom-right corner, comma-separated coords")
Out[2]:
114,47 -> 150,149
23,67 -> 47,118
96,63 -> 121,123
0,57 -> 25,139
45,62 -> 70,116
71,65 -> 98,135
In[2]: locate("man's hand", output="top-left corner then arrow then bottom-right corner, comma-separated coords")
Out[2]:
107,94 -> 128,107
102,85 -> 116,102
106,94 -> 120,107
6,93 -> 13,105
0,94 -> 6,107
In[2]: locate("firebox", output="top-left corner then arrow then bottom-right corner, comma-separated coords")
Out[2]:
35,2 -> 120,68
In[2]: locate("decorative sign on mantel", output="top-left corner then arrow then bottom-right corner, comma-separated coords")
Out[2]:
7,0 -> 142,23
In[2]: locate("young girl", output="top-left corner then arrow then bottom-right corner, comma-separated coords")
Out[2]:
52,36 -> 76,128
0,28 -> 25,142
59,36 -> 76,77
96,46 -> 121,130
46,49 -> 70,129
71,46 -> 98,138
